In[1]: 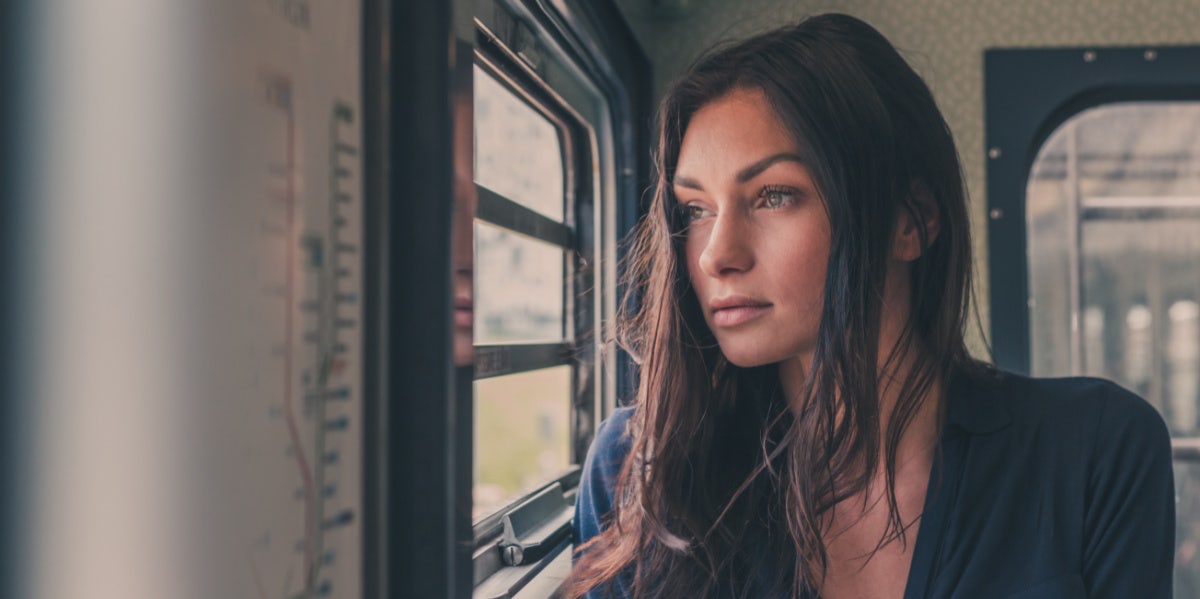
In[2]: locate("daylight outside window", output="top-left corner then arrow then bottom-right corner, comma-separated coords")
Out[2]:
471,65 -> 574,519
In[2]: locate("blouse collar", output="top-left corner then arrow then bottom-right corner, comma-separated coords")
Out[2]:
945,366 -> 1013,436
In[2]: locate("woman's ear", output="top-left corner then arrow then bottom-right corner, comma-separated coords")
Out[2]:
892,180 -> 940,262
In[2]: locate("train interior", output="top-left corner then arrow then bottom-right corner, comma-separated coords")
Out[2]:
3,0 -> 1200,597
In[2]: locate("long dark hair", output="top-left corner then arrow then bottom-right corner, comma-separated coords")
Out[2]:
566,13 -> 979,597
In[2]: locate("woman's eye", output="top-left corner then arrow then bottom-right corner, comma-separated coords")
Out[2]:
761,187 -> 797,208
678,204 -> 710,223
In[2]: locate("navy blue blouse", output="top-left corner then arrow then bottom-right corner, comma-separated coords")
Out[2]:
573,369 -> 1176,598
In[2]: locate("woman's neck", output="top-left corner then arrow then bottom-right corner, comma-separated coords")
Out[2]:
776,265 -> 943,476
776,343 -> 943,479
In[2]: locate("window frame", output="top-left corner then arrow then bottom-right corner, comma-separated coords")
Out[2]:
986,44 -> 1200,597
465,0 -> 650,595
374,0 -> 648,595
469,20 -> 593,526
984,44 -> 1200,375
472,34 -> 589,363
367,1 -> 471,598
1,1 -> 27,598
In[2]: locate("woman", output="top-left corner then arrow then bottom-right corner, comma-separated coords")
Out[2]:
565,12 -> 1174,599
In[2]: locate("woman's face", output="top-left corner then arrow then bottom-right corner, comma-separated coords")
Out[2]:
451,89 -> 476,366
676,87 -> 831,369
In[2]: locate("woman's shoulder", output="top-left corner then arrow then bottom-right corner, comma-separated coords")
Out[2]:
979,372 -> 1175,595
964,367 -> 1171,465
986,369 -> 1165,433
942,368 -> 1175,599
594,405 -> 636,451
585,405 -> 636,477
574,405 -> 637,545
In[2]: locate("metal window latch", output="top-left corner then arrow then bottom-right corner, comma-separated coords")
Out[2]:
499,482 -> 573,567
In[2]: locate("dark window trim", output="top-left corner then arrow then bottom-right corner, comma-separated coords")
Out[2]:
471,467 -> 582,585
474,45 -> 586,228
474,538 -> 572,599
367,1 -> 473,598
361,1 -> 383,596
472,468 -> 583,547
985,44 -> 1200,375
472,0 -> 598,528
466,0 -> 649,595
473,20 -> 589,337
1,0 -> 26,598
535,0 -> 654,419
477,184 -> 575,247
504,0 -> 653,456
474,342 -> 574,379
474,27 -> 594,361
475,27 -> 594,148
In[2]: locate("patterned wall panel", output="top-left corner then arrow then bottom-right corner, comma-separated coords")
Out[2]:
614,0 -> 1200,349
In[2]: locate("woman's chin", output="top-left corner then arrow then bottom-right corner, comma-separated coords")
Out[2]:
718,347 -> 778,369
719,341 -> 809,370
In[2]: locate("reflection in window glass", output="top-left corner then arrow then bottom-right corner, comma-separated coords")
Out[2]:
473,366 -> 572,520
474,221 -> 565,344
473,65 -> 565,221
1026,102 -> 1200,592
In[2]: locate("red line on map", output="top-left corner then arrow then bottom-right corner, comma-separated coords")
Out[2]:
269,72 -> 318,593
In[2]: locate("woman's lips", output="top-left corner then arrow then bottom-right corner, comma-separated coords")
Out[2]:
454,303 -> 473,328
711,304 -> 771,327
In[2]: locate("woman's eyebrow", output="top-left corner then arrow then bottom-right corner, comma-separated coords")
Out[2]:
735,152 -> 806,183
673,175 -> 705,191
672,152 -> 806,190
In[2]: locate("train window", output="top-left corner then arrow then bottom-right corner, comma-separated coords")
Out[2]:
1025,101 -> 1200,594
469,41 -> 590,529
1026,102 -> 1200,419
474,65 -> 565,222
461,1 -> 648,596
989,46 -> 1200,597
474,221 -> 566,343
474,365 -> 572,518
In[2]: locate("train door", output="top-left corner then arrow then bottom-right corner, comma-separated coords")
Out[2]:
986,45 -> 1200,594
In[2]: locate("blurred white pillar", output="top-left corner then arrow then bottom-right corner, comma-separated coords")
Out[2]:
1083,305 -> 1105,376
1124,304 -> 1153,389
1168,300 -> 1200,432
32,0 -> 195,597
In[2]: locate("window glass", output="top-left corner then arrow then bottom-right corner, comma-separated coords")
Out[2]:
473,65 -> 565,222
1026,127 -> 1073,378
473,366 -> 572,520
474,221 -> 566,344
1079,217 -> 1200,433
1027,102 -> 1200,419
1026,102 -> 1200,592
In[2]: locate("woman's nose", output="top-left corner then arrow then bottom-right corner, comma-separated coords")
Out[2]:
698,213 -> 754,277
